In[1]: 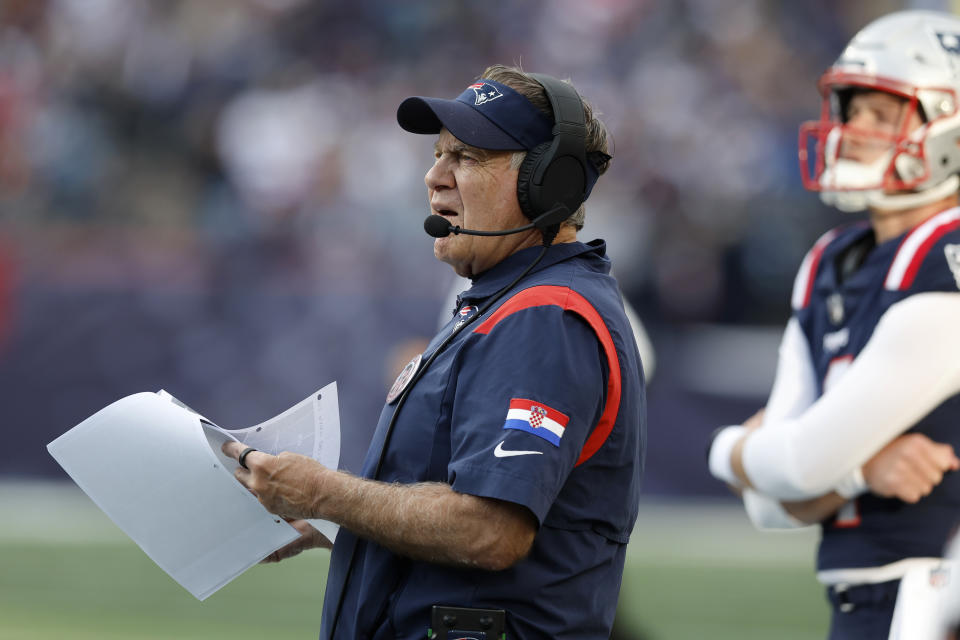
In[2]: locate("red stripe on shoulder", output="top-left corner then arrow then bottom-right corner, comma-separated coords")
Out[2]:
885,214 -> 960,290
899,220 -> 960,289
473,285 -> 622,466
791,228 -> 840,310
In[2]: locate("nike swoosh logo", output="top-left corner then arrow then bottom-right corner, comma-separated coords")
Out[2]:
494,441 -> 543,458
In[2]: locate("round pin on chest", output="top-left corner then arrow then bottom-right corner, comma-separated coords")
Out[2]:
386,352 -> 423,404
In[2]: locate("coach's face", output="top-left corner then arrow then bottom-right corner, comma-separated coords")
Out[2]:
425,128 -> 538,278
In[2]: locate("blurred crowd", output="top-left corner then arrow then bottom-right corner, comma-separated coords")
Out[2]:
0,0 -> 933,484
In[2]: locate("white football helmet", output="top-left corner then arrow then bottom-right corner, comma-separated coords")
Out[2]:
799,10 -> 960,212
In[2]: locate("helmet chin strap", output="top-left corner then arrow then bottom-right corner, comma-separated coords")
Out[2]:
865,174 -> 960,211
821,149 -> 960,212
819,148 -> 890,211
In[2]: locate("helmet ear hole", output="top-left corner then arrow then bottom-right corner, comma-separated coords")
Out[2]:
895,154 -> 925,183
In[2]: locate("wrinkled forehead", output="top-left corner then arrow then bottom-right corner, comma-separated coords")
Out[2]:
433,128 -> 507,159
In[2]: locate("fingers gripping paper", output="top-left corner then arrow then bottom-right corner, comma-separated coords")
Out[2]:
46,382 -> 341,600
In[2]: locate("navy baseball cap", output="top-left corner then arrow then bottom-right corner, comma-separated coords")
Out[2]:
397,79 -> 554,151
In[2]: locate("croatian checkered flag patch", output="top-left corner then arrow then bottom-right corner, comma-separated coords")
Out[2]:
502,398 -> 569,446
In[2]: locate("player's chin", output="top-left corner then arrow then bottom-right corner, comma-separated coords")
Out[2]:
840,148 -> 887,164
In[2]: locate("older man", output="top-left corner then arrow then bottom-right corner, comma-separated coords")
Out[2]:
225,64 -> 645,640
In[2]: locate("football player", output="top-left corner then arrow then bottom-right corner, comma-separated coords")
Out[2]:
708,10 -> 960,639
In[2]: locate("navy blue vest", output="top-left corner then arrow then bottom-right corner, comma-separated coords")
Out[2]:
320,240 -> 646,639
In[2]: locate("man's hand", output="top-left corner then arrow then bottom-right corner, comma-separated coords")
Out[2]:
863,433 -> 960,503
730,407 -> 767,488
222,441 -> 330,520
261,519 -> 332,564
742,408 -> 766,430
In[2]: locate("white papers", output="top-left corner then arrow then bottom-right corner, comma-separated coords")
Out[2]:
46,382 -> 341,600
196,385 -> 341,543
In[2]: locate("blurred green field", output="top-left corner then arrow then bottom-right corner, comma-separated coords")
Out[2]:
0,482 -> 829,639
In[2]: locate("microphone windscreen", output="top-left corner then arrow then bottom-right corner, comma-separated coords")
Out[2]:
423,215 -> 453,238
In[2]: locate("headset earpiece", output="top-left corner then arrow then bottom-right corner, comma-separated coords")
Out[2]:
517,74 -> 589,224
516,141 -> 551,221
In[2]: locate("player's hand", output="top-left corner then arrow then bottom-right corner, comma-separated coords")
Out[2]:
222,441 -> 329,520
742,408 -> 766,430
261,519 -> 332,563
728,408 -> 766,489
863,433 -> 960,503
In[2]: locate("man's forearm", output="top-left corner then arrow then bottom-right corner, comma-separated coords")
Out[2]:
225,445 -> 537,570
730,430 -> 752,488
781,491 -> 848,525
320,471 -> 536,571
736,295 -> 960,498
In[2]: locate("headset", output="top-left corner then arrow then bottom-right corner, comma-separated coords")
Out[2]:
516,72 -> 590,227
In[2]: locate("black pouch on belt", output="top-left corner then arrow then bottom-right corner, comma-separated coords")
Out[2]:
428,605 -> 506,639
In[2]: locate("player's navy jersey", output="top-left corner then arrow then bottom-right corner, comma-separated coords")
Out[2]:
790,207 -> 960,571
320,240 -> 646,640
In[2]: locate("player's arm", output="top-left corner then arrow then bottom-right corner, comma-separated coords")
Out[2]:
777,493 -> 849,525
711,232 -> 857,526
756,431 -> 955,524
711,318 -> 842,527
715,293 -> 960,500
730,436 -> 957,526
745,431 -> 957,525
222,443 -> 537,571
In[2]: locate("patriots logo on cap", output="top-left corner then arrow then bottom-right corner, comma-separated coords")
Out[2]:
502,398 -> 569,447
468,82 -> 503,106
